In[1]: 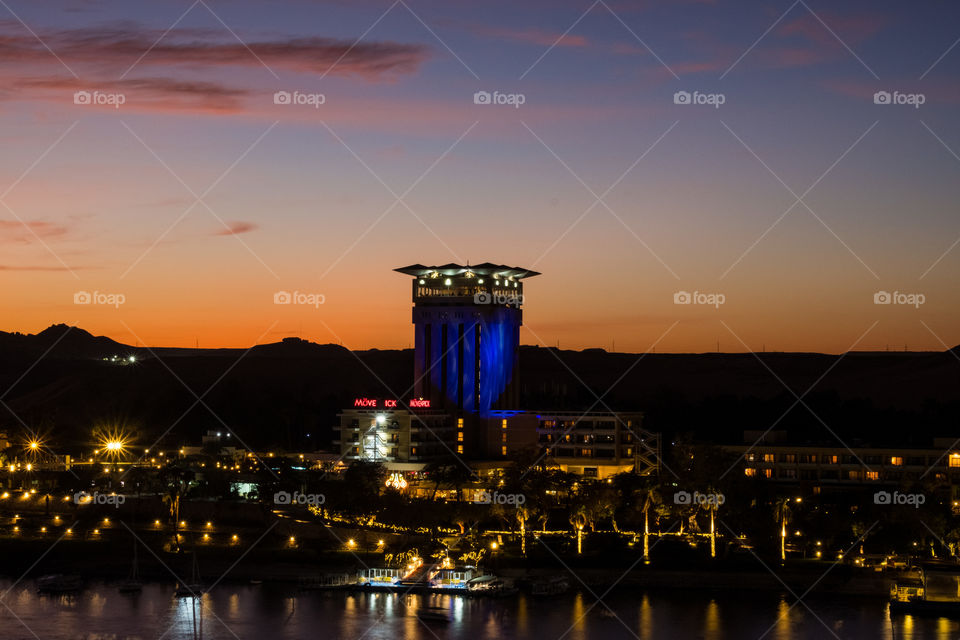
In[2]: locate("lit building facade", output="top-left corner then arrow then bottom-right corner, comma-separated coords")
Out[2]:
394,263 -> 539,416
724,434 -> 960,492
333,399 -> 452,465
536,412 -> 660,479
332,263 -> 662,478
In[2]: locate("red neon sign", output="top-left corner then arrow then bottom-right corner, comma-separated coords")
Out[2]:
352,398 -> 431,408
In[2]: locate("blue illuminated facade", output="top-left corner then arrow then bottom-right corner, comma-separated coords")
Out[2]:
395,263 -> 539,418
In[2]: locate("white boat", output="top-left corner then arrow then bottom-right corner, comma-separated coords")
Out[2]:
466,574 -> 517,596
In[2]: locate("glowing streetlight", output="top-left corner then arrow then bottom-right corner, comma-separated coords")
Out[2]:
94,427 -> 132,461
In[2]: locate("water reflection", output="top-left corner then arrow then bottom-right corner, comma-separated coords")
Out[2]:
2,579 -> 959,639
638,593 -> 653,638
774,597 -> 793,640
704,599 -> 721,640
571,591 -> 586,636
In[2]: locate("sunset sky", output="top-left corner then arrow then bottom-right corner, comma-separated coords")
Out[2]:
2,0 -> 959,353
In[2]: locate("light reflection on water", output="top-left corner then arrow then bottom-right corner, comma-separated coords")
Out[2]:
0,580 -> 958,639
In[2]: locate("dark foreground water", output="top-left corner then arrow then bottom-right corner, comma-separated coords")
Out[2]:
0,580 -> 956,639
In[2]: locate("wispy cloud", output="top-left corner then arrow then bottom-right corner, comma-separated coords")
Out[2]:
0,22 -> 430,112
0,264 -> 85,271
0,23 -> 430,78
213,221 -> 259,237
473,25 -> 588,48
0,220 -> 70,244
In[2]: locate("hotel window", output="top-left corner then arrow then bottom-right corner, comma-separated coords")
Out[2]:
457,418 -> 464,428
745,453 -> 755,462
411,447 -> 417,455
580,449 -> 592,457
866,471 -> 879,481
950,455 -> 960,468
781,454 -> 796,463
744,468 -> 756,477
457,445 -> 464,454
501,432 -> 507,442
501,419 -> 507,429
763,454 -> 774,463
501,446 -> 507,456
890,456 -> 903,466
457,432 -> 464,442
763,469 -> 772,478
828,455 -> 839,464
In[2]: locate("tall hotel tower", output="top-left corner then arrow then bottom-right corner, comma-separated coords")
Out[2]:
394,263 -> 539,417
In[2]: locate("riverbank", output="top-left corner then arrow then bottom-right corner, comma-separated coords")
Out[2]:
0,537 -> 896,597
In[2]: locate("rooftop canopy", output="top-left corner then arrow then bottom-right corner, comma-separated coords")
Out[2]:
394,263 -> 540,280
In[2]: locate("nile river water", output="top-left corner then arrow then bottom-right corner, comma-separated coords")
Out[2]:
0,580 -> 955,639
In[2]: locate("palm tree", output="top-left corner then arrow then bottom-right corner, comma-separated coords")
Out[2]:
774,497 -> 792,562
702,488 -> 722,559
516,505 -> 532,555
638,480 -> 661,560
569,506 -> 588,555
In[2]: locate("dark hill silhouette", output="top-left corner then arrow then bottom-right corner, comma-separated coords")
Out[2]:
0,325 -> 957,453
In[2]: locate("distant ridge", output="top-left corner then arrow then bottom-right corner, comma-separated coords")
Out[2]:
0,325 -> 957,454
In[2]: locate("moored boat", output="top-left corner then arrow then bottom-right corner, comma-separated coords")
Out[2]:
466,574 -> 517,597
416,606 -> 451,624
889,566 -> 960,619
530,576 -> 570,596
37,574 -> 82,594
119,543 -> 142,593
